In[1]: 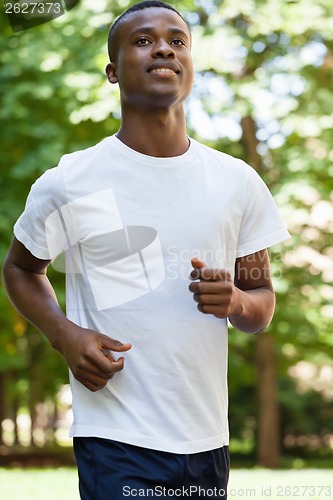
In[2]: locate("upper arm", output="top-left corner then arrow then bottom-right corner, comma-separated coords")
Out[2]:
4,237 -> 51,275
234,249 -> 273,292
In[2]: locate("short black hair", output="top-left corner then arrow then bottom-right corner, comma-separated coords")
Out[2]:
107,1 -> 189,62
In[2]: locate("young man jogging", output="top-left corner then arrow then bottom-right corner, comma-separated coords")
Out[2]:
2,1 -> 289,498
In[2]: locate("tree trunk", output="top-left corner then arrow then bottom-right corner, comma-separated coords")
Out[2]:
52,397 -> 60,445
13,396 -> 20,445
240,115 -> 264,170
0,372 -> 6,445
240,115 -> 281,467
255,333 -> 281,467
29,379 -> 38,446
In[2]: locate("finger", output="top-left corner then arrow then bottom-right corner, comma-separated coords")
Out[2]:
79,346 -> 123,377
190,266 -> 217,281
82,379 -> 107,392
99,334 -> 132,353
97,355 -> 126,377
96,353 -> 127,377
108,357 -> 125,375
190,257 -> 207,280
189,281 -> 222,294
197,304 -> 228,318
190,267 -> 212,281
191,257 -> 206,268
102,348 -> 116,360
75,357 -> 114,380
78,356 -> 125,383
79,379 -> 101,392
190,267 -> 231,282
76,373 -> 109,392
192,293 -> 224,305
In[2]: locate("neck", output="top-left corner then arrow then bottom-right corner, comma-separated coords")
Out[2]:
116,107 -> 189,157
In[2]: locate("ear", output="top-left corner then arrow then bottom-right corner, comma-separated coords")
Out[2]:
105,62 -> 118,84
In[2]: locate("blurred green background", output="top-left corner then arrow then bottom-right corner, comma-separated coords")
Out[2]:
0,0 -> 332,472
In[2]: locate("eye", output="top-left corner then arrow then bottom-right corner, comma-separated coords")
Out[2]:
171,39 -> 186,46
136,37 -> 151,45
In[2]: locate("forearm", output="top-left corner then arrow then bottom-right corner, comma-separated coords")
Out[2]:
2,261 -> 70,350
3,258 -> 132,392
228,286 -> 276,334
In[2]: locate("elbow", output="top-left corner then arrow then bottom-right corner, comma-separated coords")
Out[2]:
1,255 -> 12,291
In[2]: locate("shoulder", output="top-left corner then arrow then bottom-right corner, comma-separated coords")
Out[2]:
25,138 -> 109,209
31,165 -> 62,193
58,136 -> 112,170
189,138 -> 254,177
33,137 -> 111,183
46,138 -> 115,201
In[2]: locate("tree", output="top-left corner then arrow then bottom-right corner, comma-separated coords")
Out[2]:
1,0 -> 332,464
185,0 -> 333,465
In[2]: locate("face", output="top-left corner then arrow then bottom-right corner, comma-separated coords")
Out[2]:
106,8 -> 194,110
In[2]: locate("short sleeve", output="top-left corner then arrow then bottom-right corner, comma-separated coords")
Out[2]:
14,166 -> 68,260
236,166 -> 290,258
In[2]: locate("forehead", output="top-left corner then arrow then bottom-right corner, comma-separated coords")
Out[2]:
117,7 -> 191,41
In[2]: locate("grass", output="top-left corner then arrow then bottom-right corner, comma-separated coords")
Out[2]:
0,468 -> 332,499
229,469 -> 332,499
0,468 -> 80,500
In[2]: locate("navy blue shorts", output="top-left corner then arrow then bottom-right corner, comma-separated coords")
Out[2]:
74,437 -> 229,499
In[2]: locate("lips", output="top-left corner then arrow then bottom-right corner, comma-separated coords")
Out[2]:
150,68 -> 176,74
147,63 -> 180,74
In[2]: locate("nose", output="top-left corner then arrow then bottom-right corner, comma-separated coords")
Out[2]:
152,38 -> 175,58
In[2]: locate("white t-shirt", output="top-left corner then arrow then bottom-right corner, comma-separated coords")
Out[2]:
14,135 -> 289,454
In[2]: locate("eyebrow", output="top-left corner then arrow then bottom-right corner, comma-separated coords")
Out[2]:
130,26 -> 190,40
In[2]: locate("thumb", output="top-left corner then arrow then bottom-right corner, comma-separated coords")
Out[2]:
99,333 -> 132,353
190,257 -> 208,280
191,257 -> 207,269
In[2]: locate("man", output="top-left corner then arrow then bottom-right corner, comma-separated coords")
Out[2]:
2,1 -> 289,498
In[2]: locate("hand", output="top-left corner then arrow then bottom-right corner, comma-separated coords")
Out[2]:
189,257 -> 242,319
57,323 -> 132,392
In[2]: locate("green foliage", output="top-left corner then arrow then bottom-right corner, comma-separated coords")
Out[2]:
0,0 -> 332,459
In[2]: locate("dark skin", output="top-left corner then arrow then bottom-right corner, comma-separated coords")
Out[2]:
105,8 -> 194,157
2,7 -> 275,392
2,238 -> 132,392
189,255 -> 275,334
